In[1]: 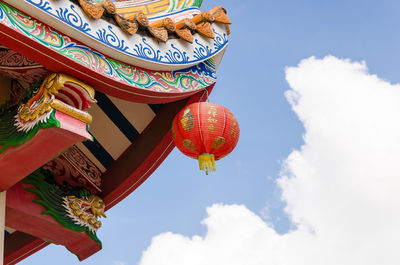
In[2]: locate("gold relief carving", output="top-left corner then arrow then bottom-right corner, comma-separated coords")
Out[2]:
67,195 -> 106,230
18,98 -> 52,122
212,137 -> 225,150
50,99 -> 93,124
18,73 -> 96,124
183,139 -> 196,151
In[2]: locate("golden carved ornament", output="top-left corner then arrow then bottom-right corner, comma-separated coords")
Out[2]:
68,195 -> 106,229
18,73 -> 96,124
50,99 -> 93,124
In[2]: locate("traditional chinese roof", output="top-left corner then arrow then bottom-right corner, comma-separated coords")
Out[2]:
0,0 -> 229,263
77,0 -> 231,43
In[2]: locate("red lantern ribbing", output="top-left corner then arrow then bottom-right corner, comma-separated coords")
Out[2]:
171,102 -> 240,174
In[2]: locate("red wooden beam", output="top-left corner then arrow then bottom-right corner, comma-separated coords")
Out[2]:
4,232 -> 48,265
6,182 -> 101,261
0,112 -> 91,191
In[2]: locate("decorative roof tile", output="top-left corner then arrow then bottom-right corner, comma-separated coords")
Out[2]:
76,0 -> 231,43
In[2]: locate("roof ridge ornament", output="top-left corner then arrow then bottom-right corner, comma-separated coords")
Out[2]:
77,0 -> 231,43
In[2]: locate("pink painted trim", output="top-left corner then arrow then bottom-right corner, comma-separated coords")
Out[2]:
0,4 -> 212,104
55,111 -> 92,140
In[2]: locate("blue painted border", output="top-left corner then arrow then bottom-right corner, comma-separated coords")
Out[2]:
24,0 -> 229,66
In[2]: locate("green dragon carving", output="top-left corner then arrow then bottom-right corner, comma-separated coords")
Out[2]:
0,104 -> 60,154
0,73 -> 96,154
23,168 -> 106,246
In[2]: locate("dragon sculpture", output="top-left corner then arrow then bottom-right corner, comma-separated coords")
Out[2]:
23,168 -> 106,245
0,73 -> 96,153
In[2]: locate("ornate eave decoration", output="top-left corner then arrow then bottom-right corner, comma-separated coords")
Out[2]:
0,73 -> 95,153
0,2 -> 218,101
77,1 -> 231,43
21,168 -> 106,253
0,47 -> 50,83
1,0 -> 230,71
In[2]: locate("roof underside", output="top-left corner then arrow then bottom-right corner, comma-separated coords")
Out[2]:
0,43 -> 211,264
0,0 -> 226,262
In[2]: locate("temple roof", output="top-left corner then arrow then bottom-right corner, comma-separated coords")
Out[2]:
77,0 -> 231,43
0,0 -> 228,262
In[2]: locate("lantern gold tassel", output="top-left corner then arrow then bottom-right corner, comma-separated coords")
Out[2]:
198,153 -> 216,175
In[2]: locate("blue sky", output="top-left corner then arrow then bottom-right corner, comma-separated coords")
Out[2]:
21,1 -> 400,264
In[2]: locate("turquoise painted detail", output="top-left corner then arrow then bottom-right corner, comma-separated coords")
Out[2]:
0,1 -> 218,93
17,0 -> 227,66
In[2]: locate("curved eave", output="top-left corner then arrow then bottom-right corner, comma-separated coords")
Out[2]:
0,1 -> 225,103
3,85 -> 213,265
100,86 -> 212,208
3,0 -> 229,71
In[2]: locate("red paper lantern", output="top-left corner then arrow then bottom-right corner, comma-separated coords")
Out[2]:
171,102 -> 240,174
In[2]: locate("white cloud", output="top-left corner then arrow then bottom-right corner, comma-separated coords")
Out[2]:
139,56 -> 400,265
